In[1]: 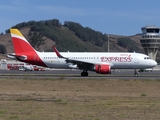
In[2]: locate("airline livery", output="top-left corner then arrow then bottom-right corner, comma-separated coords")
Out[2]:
7,29 -> 157,76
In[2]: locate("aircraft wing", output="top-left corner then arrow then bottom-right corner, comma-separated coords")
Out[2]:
52,47 -> 113,70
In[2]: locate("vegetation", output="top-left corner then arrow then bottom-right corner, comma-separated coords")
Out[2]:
28,32 -> 45,48
0,44 -> 7,54
0,78 -> 160,120
141,93 -> 147,96
117,38 -> 143,52
64,21 -> 107,47
4,19 -> 146,53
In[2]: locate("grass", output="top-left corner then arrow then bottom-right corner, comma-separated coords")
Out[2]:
141,93 -> 147,97
0,78 -> 160,119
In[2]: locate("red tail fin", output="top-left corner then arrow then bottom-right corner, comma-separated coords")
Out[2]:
10,29 -> 47,67
10,29 -> 36,54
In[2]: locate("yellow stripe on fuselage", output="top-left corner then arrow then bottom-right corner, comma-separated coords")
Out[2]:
10,29 -> 24,38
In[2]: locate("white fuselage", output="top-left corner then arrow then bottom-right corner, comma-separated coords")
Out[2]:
36,52 -> 157,69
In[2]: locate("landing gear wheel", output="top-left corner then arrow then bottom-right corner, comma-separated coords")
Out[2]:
81,71 -> 88,76
134,69 -> 138,77
134,73 -> 138,77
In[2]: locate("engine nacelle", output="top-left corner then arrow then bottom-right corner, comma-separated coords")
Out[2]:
94,64 -> 111,74
68,64 -> 78,69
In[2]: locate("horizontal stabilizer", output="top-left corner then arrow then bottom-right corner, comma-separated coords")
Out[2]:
6,53 -> 27,60
6,53 -> 17,60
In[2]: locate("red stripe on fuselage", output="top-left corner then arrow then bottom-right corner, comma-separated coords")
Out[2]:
12,37 -> 47,67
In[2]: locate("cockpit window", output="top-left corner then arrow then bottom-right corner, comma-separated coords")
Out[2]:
144,57 -> 151,60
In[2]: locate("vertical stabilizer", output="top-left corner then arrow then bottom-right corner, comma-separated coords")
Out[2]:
10,29 -> 36,54
9,29 -> 47,67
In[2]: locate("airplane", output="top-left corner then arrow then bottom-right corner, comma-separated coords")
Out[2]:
6,28 -> 157,77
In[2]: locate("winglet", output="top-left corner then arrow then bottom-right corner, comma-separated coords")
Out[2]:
52,46 -> 66,58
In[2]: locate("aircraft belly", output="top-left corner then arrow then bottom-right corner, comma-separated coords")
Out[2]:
45,62 -> 70,69
112,62 -> 151,69
112,62 -> 136,69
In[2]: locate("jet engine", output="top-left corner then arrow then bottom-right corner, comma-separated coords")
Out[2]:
94,64 -> 111,74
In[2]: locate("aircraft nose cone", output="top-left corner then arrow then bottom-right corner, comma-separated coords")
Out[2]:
152,60 -> 157,66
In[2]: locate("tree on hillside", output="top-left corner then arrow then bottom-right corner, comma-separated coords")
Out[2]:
0,44 -> 7,54
29,32 -> 45,48
64,21 -> 107,47
44,19 -> 61,27
117,38 -> 142,52
5,19 -> 61,33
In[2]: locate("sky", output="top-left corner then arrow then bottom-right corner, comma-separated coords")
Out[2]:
1,0 -> 160,36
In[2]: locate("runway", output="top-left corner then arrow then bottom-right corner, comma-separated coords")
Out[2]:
0,69 -> 160,80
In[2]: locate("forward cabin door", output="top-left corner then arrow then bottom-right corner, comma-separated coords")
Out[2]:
134,53 -> 139,64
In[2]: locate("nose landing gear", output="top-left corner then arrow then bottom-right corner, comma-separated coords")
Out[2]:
134,69 -> 138,77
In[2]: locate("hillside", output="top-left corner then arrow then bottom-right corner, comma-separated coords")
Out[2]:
0,19 -> 160,62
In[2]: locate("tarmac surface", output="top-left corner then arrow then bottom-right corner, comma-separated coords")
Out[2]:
0,69 -> 159,80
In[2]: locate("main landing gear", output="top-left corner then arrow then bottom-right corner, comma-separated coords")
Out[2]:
81,70 -> 88,76
134,69 -> 138,77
